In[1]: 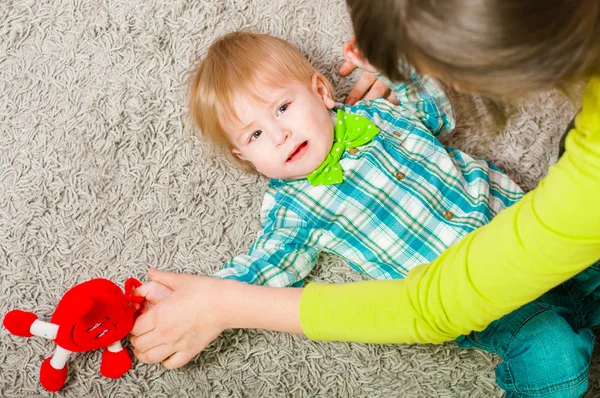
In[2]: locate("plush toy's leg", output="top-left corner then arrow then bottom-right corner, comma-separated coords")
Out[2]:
40,346 -> 71,392
100,341 -> 132,378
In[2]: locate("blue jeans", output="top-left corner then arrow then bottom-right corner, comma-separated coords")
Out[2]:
456,263 -> 600,397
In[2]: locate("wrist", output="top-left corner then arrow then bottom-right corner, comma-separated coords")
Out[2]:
216,279 -> 305,335
213,278 -> 244,330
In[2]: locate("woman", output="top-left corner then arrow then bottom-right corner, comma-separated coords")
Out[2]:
130,0 -> 600,389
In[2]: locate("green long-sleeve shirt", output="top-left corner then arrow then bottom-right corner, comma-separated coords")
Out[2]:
300,78 -> 600,344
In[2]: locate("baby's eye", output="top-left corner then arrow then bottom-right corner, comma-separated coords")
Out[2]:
277,103 -> 289,115
250,130 -> 262,141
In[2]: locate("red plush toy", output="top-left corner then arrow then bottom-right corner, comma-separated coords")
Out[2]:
3,278 -> 144,392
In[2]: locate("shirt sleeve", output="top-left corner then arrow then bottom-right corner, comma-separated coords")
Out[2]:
213,195 -> 320,288
300,77 -> 600,344
376,70 -> 456,137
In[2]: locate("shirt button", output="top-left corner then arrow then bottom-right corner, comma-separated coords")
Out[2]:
393,131 -> 402,137
444,211 -> 454,220
395,171 -> 405,180
348,148 -> 358,155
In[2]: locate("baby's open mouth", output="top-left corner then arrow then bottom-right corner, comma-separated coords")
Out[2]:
287,141 -> 308,162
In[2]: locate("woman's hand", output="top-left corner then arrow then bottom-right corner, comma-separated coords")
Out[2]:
130,269 -> 305,369
134,280 -> 173,315
340,37 -> 398,106
130,270 -> 230,369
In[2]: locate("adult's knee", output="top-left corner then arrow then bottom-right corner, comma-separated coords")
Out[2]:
496,309 -> 593,397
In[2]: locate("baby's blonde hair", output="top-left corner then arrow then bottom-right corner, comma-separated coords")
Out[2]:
188,31 -> 332,172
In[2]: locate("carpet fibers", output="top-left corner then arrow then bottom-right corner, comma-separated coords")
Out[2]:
1,0 -> 598,397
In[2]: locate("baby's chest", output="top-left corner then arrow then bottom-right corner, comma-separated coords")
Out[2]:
338,128 -> 458,199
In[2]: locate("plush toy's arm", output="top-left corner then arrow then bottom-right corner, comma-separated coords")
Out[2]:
31,320 -> 59,340
3,310 -> 58,340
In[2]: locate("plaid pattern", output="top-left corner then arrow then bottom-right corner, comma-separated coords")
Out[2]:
213,73 -> 524,287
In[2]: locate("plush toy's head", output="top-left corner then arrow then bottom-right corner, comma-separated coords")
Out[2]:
51,278 -> 143,352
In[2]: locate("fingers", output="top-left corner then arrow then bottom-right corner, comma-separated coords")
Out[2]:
162,351 -> 197,370
340,37 -> 362,76
363,79 -> 392,101
342,37 -> 359,60
148,269 -> 180,290
342,37 -> 357,58
344,47 -> 364,68
339,60 -> 357,77
345,72 -> 378,105
139,301 -> 150,315
134,282 -> 156,298
131,330 -> 203,369
130,311 -> 156,336
134,344 -> 174,365
135,281 -> 173,304
130,330 -> 160,353
387,91 -> 399,106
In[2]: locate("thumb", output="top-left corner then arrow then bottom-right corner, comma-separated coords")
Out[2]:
148,268 -> 180,290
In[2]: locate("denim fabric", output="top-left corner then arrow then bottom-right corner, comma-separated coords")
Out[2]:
456,263 -> 600,397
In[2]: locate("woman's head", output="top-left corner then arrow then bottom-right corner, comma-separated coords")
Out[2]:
347,0 -> 600,98
188,32 -> 336,179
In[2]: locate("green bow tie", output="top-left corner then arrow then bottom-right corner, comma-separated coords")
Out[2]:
307,109 -> 379,186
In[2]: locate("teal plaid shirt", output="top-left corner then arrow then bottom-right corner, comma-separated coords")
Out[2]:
214,72 -> 524,287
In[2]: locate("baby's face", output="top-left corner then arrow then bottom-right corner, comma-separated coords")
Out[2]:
223,75 -> 336,180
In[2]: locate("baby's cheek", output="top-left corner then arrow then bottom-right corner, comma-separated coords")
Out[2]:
253,158 -> 286,180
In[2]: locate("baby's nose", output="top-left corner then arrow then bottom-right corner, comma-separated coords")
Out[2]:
275,129 -> 291,146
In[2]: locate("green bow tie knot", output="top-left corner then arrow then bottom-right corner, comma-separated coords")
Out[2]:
307,109 -> 379,186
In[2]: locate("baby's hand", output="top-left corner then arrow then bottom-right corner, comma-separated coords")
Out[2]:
134,280 -> 173,314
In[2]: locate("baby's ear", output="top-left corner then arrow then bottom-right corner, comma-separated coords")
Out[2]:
313,73 -> 336,109
231,148 -> 246,160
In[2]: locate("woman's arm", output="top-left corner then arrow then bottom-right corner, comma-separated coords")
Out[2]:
300,78 -> 600,343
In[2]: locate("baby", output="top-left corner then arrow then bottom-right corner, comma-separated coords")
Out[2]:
138,30 -> 522,301
184,31 -> 523,288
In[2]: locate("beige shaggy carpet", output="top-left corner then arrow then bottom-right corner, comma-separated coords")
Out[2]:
1,0 -> 598,397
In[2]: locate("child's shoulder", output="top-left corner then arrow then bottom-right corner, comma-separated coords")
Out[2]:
338,100 -> 417,139
262,179 -> 311,210
339,98 -> 410,125
264,178 -> 339,215
259,181 -> 329,229
339,98 -> 397,115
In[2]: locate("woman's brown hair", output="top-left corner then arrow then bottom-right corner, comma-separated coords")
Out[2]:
347,0 -> 600,98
